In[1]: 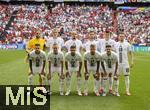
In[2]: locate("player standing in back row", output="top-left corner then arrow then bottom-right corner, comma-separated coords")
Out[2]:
65,31 -> 83,53
115,32 -> 134,96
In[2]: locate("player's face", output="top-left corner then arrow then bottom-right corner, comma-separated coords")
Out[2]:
106,47 -> 111,55
53,45 -> 58,54
119,34 -> 125,42
72,33 -> 77,40
90,46 -> 96,55
35,46 -> 40,54
104,32 -> 110,40
36,32 -> 40,39
53,31 -> 58,38
89,32 -> 95,40
70,48 -> 76,56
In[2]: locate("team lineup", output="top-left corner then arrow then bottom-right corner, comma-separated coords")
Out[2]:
26,29 -> 134,97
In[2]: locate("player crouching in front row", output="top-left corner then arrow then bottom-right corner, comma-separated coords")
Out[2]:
28,44 -> 47,87
65,45 -> 82,96
101,45 -> 119,96
84,44 -> 101,96
47,43 -> 65,95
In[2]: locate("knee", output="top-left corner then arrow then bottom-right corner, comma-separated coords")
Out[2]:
109,73 -> 112,77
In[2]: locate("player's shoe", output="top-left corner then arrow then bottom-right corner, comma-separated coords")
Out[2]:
125,91 -> 131,96
95,92 -> 100,96
109,89 -> 113,96
83,92 -> 88,96
77,91 -> 82,96
99,88 -> 103,94
60,91 -> 64,96
114,92 -> 120,97
65,90 -> 70,96
102,92 -> 107,96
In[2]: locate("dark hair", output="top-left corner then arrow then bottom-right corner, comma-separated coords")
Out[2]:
90,44 -> 96,48
35,44 -> 40,46
106,44 -> 111,48
70,45 -> 76,49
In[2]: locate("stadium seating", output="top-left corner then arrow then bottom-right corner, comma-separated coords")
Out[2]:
0,4 -> 149,45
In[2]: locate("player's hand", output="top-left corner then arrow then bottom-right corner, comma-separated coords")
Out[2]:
114,75 -> 118,80
41,71 -> 46,76
60,74 -> 65,79
47,73 -> 51,80
29,71 -> 33,76
103,72 -> 107,77
66,71 -> 71,78
77,71 -> 81,77
84,72 -> 89,79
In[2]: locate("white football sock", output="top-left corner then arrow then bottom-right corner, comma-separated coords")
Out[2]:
94,79 -> 99,93
109,76 -> 113,90
66,76 -> 71,92
59,78 -> 64,92
28,75 -> 33,85
114,79 -> 119,93
77,77 -> 82,92
125,76 -> 130,92
102,77 -> 107,93
99,77 -> 102,89
100,77 -> 104,90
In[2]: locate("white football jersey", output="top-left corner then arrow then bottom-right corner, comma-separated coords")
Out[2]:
101,51 -> 118,68
97,39 -> 116,53
65,52 -> 82,68
83,40 -> 98,52
46,37 -> 64,51
65,39 -> 83,52
115,41 -> 132,65
47,51 -> 64,67
84,51 -> 101,67
29,50 -> 46,67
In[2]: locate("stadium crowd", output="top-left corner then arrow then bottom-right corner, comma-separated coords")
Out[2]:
118,9 -> 150,46
0,4 -> 149,45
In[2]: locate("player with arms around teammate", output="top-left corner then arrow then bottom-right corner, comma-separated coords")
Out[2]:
101,45 -> 119,96
84,44 -> 101,96
47,43 -> 65,95
65,45 -> 82,96
115,33 -> 133,96
28,44 -> 46,86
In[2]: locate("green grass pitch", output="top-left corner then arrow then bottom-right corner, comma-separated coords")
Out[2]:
0,50 -> 150,110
